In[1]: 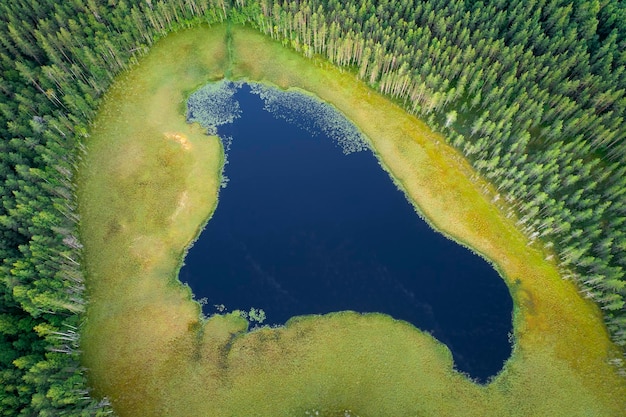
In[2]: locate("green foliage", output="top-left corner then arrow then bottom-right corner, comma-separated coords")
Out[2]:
236,0 -> 626,358
0,0 -> 234,414
248,307 -> 266,324
0,0 -> 625,414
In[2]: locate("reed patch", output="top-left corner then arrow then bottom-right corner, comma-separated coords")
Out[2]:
78,24 -> 626,417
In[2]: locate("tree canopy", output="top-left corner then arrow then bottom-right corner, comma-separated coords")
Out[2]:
0,0 -> 624,414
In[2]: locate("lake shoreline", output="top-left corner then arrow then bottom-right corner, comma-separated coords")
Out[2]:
78,23 -> 626,416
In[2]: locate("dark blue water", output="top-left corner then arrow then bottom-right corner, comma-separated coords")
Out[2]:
181,83 -> 513,382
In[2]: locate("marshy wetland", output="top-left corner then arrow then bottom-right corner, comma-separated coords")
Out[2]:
78,24 -> 626,416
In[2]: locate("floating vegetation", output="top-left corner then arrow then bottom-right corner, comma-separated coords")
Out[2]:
78,26 -> 626,417
187,80 -> 242,135
187,80 -> 368,155
187,80 -> 370,192
249,83 -> 370,155
237,307 -> 267,324
187,81 -> 240,188
219,135 -> 233,188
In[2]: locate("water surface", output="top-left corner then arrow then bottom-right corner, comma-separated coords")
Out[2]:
181,82 -> 513,382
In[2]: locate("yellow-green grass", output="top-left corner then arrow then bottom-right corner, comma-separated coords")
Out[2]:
78,24 -> 626,416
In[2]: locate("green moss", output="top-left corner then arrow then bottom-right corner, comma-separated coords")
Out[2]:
78,24 -> 626,417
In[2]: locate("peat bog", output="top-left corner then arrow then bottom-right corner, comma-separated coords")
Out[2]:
181,82 -> 513,382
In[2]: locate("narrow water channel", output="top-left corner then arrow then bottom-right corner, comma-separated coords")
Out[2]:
180,82 -> 513,383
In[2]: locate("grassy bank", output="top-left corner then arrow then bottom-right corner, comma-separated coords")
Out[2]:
78,24 -> 626,416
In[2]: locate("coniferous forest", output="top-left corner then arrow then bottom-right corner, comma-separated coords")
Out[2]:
0,0 -> 624,414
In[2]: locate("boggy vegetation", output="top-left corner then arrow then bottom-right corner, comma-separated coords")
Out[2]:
78,26 -> 626,415
240,0 -> 626,350
0,0 -> 624,415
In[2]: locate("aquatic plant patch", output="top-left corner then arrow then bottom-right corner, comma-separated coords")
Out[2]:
78,24 -> 626,416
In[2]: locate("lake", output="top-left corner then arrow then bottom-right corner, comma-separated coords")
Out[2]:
181,82 -> 513,382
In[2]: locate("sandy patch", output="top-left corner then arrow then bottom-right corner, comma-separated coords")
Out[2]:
170,191 -> 189,221
165,132 -> 191,150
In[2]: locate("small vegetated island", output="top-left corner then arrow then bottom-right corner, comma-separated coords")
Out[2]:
0,1 -> 625,416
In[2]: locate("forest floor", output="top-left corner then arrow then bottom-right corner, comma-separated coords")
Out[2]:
77,24 -> 626,416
